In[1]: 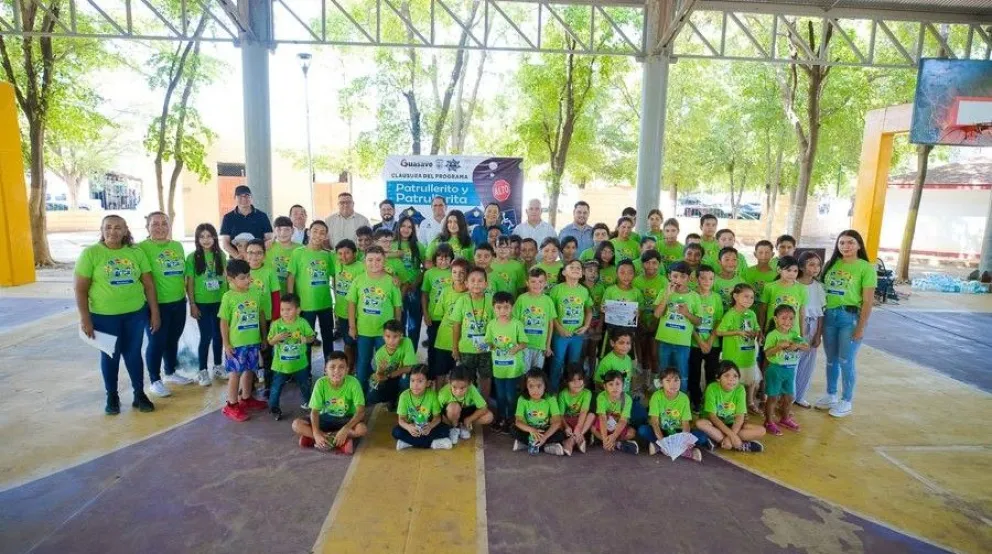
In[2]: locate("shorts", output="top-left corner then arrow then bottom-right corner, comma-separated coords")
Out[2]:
336,317 -> 356,346
764,363 -> 796,397
739,363 -> 762,387
563,415 -> 582,429
522,347 -> 546,372
431,349 -> 455,380
462,352 -> 493,380
318,414 -> 351,432
225,344 -> 261,374
593,414 -> 627,436
445,404 -> 477,423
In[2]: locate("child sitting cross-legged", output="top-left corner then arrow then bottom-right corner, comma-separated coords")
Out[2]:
592,370 -> 639,455
392,365 -> 454,450
438,365 -> 494,445
512,368 -> 567,456
558,364 -> 594,455
292,351 -> 367,455
638,368 -> 705,461
695,360 -> 766,453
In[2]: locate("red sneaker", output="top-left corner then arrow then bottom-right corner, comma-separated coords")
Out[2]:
337,437 -> 355,455
241,397 -> 268,412
299,435 -> 315,449
223,403 -> 249,422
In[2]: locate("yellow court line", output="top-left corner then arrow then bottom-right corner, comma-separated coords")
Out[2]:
313,406 -> 481,554
475,433 -> 489,554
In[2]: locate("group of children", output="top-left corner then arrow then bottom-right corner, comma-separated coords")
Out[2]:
196,207 -> 830,458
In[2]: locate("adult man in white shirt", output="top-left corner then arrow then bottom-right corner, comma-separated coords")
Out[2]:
512,198 -> 557,244
289,204 -> 309,244
418,195 -> 448,246
324,192 -> 370,247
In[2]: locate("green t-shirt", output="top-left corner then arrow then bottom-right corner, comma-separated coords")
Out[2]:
75,243 -> 152,316
700,238 -> 721,267
421,267 -> 453,322
695,291 -> 725,347
765,328 -> 806,367
219,289 -> 271,347
346,273 -> 403,337
648,390 -> 692,436
249,265 -> 281,317
603,285 -> 643,306
309,375 -> 365,417
717,308 -> 759,368
611,237 -> 640,263
558,388 -> 592,417
702,382 -> 746,426
432,286 -> 466,351
397,388 -> 441,425
512,293 -> 557,350
490,260 -> 526,294
714,274 -> 745,310
426,236 -> 474,261
549,283 -> 592,332
515,395 -> 560,429
265,241 -> 301,290
587,281 -> 606,318
599,265 -> 617,288
823,259 -> 877,310
485,318 -> 528,378
760,280 -> 808,332
485,269 -> 512,298
138,240 -> 186,304
288,248 -> 334,311
657,241 -> 684,266
595,391 -> 633,419
447,293 -> 494,354
437,383 -> 487,409
533,262 -> 563,292
743,264 -> 778,300
332,260 -> 365,319
654,290 -> 702,347
595,351 -> 634,393
394,240 -> 425,276
632,273 -> 667,323
373,337 -> 419,377
185,251 -> 227,304
384,256 -> 414,286
267,317 -> 315,373
579,247 -> 598,262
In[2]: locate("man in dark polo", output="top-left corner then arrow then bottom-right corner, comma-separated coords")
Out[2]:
220,185 -> 274,259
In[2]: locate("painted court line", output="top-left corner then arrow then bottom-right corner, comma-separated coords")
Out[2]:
475,432 -> 489,554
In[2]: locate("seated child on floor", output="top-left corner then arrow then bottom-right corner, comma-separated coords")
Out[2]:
558,364 -> 594,455
292,352 -> 367,455
512,368 -> 566,456
439,365 -> 494,445
392,365 -> 454,450
369,319 -> 418,408
592,370 -> 639,455
695,361 -> 766,453
638,368 -> 704,462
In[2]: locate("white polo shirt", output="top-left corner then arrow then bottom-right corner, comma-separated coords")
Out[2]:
418,215 -> 447,246
512,220 -> 557,245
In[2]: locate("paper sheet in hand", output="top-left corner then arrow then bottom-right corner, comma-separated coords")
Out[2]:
659,432 -> 698,461
79,328 -> 118,356
604,300 -> 639,327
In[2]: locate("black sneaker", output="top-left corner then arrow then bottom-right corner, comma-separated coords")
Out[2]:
105,393 -> 121,415
618,440 -> 639,455
132,393 -> 155,413
739,440 -> 764,453
270,407 -> 283,421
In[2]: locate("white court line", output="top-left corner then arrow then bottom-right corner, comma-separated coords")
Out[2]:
475,432 -> 489,554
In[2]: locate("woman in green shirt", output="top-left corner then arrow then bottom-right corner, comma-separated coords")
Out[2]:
185,222 -> 227,386
75,214 -> 160,415
139,212 -> 191,397
426,210 -> 475,262
815,230 -> 877,418
394,215 -> 425,345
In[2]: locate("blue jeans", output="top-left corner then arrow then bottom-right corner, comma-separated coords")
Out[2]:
91,307 -> 148,396
494,377 -> 519,423
194,302 -> 222,370
823,307 -> 863,402
146,300 -> 186,381
336,317 -> 356,347
636,424 -> 710,449
403,291 -> 422,345
657,342 -> 691,392
355,335 -> 385,397
302,309 -> 334,371
550,333 -> 584,389
425,321 -> 439,372
269,369 -> 311,411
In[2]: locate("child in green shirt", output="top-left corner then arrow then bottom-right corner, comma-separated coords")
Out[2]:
716,229 -> 749,277
368,319 -> 419,408
266,293 -> 315,419
698,214 -> 720,268
610,217 -> 639,264
512,268 -> 556,374
688,265 -> 724,410
487,291 -> 528,431
439,365 -> 494,443
763,305 -> 809,436
549,260 -> 593,390
422,243 -> 454,374
266,216 -> 301,291
288,221 -> 335,373
185,222 -> 227,385
491,235 -> 526,296
332,239 -> 364,367
653,261 -> 702,393
219,259 -> 271,423
714,247 -> 745,310
592,370 -> 639,454
450,267 -> 495,398
743,240 -> 777,300
657,218 -> 684,267
534,237 -> 563,292
512,369 -> 566,456
639,368 -> 704,461
432,258 -> 469,385
581,261 -> 605,372
633,251 -> 667,374
716,283 -> 761,414
347,245 -> 403,397
246,238 -> 281,395
558,365 -> 594,455
392,366 -> 453,450
294,352 -> 368,455
694,361 -> 765,453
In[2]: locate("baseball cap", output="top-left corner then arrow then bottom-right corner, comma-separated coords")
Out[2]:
234,185 -> 252,197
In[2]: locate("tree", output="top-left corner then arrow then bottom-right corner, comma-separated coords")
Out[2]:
0,2 -> 107,266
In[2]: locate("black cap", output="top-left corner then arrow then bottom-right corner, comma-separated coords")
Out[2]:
234,185 -> 252,197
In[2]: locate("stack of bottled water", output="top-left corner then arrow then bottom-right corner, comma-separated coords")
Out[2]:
911,272 -> 989,294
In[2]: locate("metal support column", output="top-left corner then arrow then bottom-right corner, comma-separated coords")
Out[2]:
240,0 -> 274,216
634,0 -> 671,234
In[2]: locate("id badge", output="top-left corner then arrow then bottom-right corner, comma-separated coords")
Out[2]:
205,279 -> 220,291
606,415 -> 618,432
469,334 -> 488,351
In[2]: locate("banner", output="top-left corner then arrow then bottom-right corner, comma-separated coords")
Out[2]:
383,156 -> 524,230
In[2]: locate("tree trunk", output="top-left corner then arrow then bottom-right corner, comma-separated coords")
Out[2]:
896,144 -> 933,280
65,174 -> 80,210
429,0 -> 479,155
547,171 -> 562,227
403,90 -> 422,155
727,158 -> 739,219
764,139 -> 783,238
28,117 -> 54,265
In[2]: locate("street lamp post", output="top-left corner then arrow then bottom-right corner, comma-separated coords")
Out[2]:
298,52 -> 314,215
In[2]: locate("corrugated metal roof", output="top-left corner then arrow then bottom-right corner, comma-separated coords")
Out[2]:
889,162 -> 992,184
697,0 -> 992,17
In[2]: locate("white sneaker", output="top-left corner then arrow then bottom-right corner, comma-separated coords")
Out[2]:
300,403 -> 310,411
196,370 -> 211,387
396,440 -> 413,451
448,428 -> 460,445
149,380 -> 171,397
212,365 -> 225,380
814,394 -> 838,410
459,426 -> 471,440
829,401 -> 853,418
512,440 -> 526,452
164,373 -> 193,385
543,443 -> 565,456
431,438 -> 453,450
648,441 -> 659,456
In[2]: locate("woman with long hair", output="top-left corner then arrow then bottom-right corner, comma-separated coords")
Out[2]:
185,223 -> 227,385
426,209 -> 474,261
395,215 -> 425,343
75,215 -> 160,414
814,230 -> 876,418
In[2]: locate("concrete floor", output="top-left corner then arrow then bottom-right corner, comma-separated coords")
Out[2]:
1,289 -> 990,554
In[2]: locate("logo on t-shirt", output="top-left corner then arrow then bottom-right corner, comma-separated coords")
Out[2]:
492,334 -> 514,365
272,255 -> 290,279
157,249 -> 184,277
521,306 -> 547,335
825,270 -> 852,296
361,286 -> 386,315
236,299 -> 260,331
525,407 -> 549,427
323,396 -> 347,417
561,295 -> 583,325
308,259 -> 329,286
716,401 -> 735,421
335,269 -> 356,296
104,257 -> 138,285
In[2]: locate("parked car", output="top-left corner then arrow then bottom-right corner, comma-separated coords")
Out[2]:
46,201 -> 69,211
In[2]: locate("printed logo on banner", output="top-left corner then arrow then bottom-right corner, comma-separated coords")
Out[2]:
493,179 -> 511,202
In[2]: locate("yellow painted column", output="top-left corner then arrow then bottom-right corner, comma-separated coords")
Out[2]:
0,82 -> 35,286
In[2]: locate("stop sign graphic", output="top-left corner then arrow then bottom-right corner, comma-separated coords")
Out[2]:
492,179 -> 511,202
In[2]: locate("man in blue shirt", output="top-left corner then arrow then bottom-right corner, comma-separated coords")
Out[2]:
558,200 -> 593,254
219,185 -> 273,259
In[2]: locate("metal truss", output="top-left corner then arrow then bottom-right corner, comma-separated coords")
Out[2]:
671,7 -> 992,68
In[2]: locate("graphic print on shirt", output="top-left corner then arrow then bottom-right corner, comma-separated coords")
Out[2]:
521,305 -> 548,336
406,398 -> 431,425
661,406 -> 684,434
271,253 -> 291,281
525,405 -> 549,427
308,259 -> 330,286
361,286 -> 386,316
560,295 -> 584,326
492,333 -> 515,367
697,302 -> 716,335
323,396 -> 348,417
105,257 -> 139,286
235,299 -> 260,331
156,249 -> 184,277
716,398 -> 736,422
825,269 -> 852,297
663,302 -> 688,331
278,327 -> 306,362
740,317 -> 755,352
335,268 -> 357,296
